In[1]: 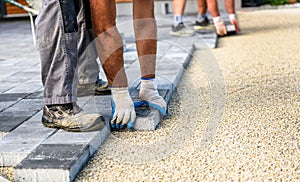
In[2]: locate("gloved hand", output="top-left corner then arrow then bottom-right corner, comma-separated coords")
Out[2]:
229,14 -> 240,33
135,79 -> 167,115
111,87 -> 136,129
213,16 -> 227,36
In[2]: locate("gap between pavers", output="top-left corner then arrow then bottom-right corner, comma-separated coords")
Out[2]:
0,111 -> 56,167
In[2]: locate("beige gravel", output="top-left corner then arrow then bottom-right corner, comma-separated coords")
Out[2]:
76,8 -> 300,181
0,132 -> 7,139
0,7 -> 298,182
0,167 -> 13,182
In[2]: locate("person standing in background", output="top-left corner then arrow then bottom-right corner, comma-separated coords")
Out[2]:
171,0 -> 240,36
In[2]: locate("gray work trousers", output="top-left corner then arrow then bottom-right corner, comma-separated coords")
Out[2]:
35,0 -> 99,105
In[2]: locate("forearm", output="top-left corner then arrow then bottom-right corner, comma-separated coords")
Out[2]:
206,0 -> 220,17
225,0 -> 235,14
90,0 -> 128,87
133,0 -> 157,78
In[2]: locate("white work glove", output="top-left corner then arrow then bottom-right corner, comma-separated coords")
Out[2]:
135,79 -> 167,115
229,14 -> 240,32
213,16 -> 227,36
111,87 -> 136,129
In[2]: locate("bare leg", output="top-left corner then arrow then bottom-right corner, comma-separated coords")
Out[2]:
89,0 -> 128,87
197,0 -> 207,15
173,0 -> 186,15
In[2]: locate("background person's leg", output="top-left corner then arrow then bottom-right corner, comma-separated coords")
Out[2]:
194,0 -> 210,30
197,0 -> 207,15
173,0 -> 186,18
171,0 -> 194,36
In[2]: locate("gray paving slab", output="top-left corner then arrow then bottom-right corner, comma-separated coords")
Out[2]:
5,83 -> 43,94
0,93 -> 29,102
0,111 -> 56,166
5,99 -> 43,112
15,144 -> 89,182
0,115 -> 31,132
0,138 -> 47,167
0,101 -> 15,113
43,125 -> 110,155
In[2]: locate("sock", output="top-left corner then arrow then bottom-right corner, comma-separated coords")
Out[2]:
196,14 -> 207,22
174,15 -> 183,27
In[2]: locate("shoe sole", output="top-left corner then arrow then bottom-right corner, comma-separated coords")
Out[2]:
95,89 -> 111,96
193,25 -> 214,31
78,89 -> 111,97
170,31 -> 195,37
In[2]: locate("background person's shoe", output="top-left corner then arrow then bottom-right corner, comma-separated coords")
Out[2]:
170,23 -> 195,36
95,79 -> 111,95
78,79 -> 111,97
42,103 -> 105,132
193,17 -> 214,31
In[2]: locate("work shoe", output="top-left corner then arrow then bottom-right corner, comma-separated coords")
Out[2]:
193,17 -> 213,31
78,79 -> 111,97
170,23 -> 195,36
42,103 -> 105,132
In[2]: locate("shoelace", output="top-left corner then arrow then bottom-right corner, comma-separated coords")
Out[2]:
48,104 -> 75,115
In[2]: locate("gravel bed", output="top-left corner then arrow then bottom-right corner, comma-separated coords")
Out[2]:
73,8 -> 300,181
0,167 -> 14,182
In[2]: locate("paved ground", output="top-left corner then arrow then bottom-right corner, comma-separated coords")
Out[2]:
75,8 -> 300,181
1,7 -> 300,181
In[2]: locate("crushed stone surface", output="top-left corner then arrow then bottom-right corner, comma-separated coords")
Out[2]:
77,8 -> 298,181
